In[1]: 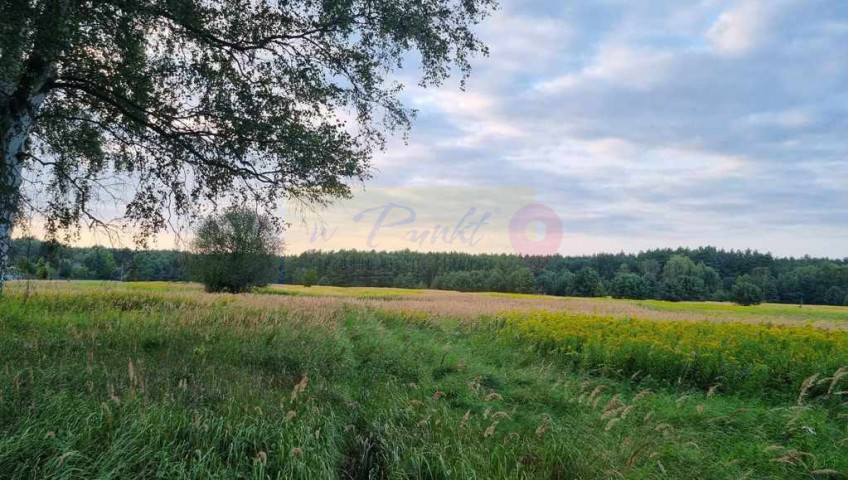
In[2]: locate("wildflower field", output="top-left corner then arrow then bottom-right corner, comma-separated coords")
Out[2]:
1,281 -> 846,479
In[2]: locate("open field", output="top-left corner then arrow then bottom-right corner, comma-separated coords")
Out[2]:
10,281 -> 848,329
1,281 -> 847,479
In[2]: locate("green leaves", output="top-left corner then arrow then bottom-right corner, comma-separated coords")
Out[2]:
5,0 -> 495,240
189,207 -> 281,292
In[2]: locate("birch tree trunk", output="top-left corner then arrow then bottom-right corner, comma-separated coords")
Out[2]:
1,0 -> 76,294
0,60 -> 53,295
0,136 -> 25,294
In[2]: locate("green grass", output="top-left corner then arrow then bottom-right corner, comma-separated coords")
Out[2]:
638,299 -> 848,322
1,286 -> 846,479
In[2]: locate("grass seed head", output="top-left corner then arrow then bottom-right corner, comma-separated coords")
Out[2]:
798,374 -> 820,405
588,385 -> 605,401
484,392 -> 503,402
827,366 -> 848,396
604,394 -> 623,412
253,451 -> 268,464
810,469 -> 840,477
503,432 -> 519,446
605,418 -> 621,431
290,374 -> 308,402
459,410 -> 471,428
707,384 -> 721,397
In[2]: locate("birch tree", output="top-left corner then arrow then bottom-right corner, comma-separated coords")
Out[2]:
0,0 -> 495,292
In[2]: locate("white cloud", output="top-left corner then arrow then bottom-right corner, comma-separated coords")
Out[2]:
799,160 -> 848,190
371,142 -> 435,169
744,108 -> 816,129
535,45 -> 674,93
507,135 -> 749,193
707,1 -> 775,55
412,89 -> 525,148
478,10 -> 574,73
413,90 -> 496,118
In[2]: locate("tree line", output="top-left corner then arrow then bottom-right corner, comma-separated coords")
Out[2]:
7,238 -> 848,306
6,238 -> 185,282
284,248 -> 848,305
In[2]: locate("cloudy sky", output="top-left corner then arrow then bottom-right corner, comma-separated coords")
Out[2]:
31,0 -> 846,258
356,0 -> 848,258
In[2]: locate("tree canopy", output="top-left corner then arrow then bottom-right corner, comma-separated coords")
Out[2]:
0,0 -> 497,290
189,207 -> 280,292
731,280 -> 763,306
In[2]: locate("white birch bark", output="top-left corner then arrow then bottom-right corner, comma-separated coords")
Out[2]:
1,87 -> 49,294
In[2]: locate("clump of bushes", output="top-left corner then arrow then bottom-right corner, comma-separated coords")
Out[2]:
731,280 -> 763,306
189,207 -> 280,293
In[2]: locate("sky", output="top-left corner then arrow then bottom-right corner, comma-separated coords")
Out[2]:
23,0 -> 848,258
355,0 -> 848,258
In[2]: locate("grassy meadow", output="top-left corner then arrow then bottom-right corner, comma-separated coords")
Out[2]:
1,281 -> 847,479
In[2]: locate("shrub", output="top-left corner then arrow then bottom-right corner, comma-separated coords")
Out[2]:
189,207 -> 281,293
610,272 -> 650,299
302,269 -> 318,287
731,281 -> 763,306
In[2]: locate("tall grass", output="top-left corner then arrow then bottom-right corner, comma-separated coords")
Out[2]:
1,285 -> 846,479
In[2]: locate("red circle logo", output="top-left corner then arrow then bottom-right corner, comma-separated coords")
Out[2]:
509,204 -> 563,256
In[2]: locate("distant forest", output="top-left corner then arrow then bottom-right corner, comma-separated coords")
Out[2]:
6,237 -> 848,306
